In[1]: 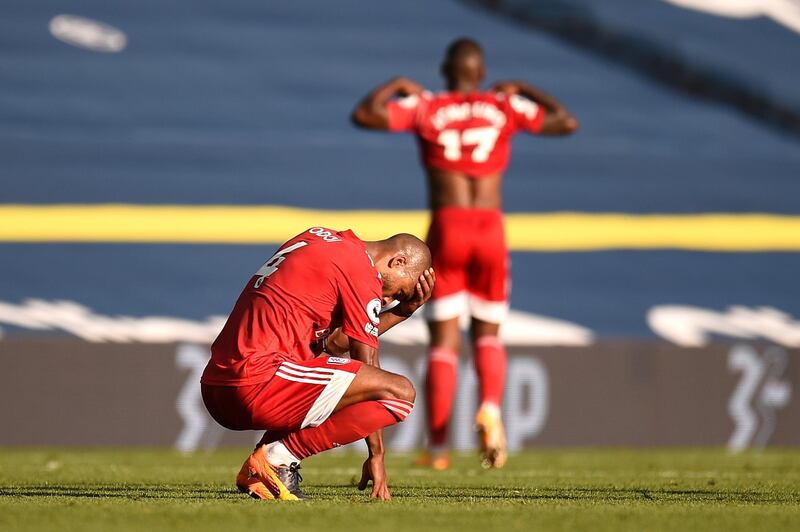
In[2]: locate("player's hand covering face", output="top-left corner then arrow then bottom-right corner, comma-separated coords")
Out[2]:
395,268 -> 435,317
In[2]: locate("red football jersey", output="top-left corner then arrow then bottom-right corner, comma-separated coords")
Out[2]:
387,90 -> 545,177
201,227 -> 382,387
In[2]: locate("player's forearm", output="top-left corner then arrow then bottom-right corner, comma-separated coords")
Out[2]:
365,429 -> 385,457
349,340 -> 380,367
324,315 -> 407,354
353,77 -> 423,129
352,79 -> 402,129
378,309 -> 408,335
516,82 -> 578,135
324,329 -> 350,356
515,82 -> 564,113
373,78 -> 409,104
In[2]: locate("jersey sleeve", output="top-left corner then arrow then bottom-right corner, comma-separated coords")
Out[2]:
387,94 -> 422,132
336,264 -> 382,349
507,94 -> 546,134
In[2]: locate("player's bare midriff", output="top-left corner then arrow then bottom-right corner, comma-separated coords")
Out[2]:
426,168 -> 503,210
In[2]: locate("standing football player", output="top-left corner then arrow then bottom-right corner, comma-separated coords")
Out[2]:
352,38 -> 578,469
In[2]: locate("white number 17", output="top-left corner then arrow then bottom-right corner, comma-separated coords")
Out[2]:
437,126 -> 500,163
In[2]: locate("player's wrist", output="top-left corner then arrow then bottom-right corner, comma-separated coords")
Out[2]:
367,444 -> 385,458
366,433 -> 385,456
394,306 -> 416,318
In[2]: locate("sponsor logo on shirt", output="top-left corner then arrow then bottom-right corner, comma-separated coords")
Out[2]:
364,322 -> 379,337
308,227 -> 342,242
366,298 -> 382,325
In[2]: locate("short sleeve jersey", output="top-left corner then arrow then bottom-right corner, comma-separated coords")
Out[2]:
201,228 -> 382,386
387,90 -> 545,177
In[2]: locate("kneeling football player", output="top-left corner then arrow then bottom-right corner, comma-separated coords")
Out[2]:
201,227 -> 434,501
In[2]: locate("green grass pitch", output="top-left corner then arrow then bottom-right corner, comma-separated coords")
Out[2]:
1,448 -> 798,531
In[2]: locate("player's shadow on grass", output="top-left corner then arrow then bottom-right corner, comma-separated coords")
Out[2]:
3,485 -> 794,504
0,485 -> 236,500
394,486 -> 792,504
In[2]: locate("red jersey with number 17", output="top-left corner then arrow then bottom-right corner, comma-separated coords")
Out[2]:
387,90 -> 546,178
201,228 -> 382,387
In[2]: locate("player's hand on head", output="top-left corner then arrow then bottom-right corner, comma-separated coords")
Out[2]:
395,77 -> 424,97
358,454 -> 392,501
490,80 -> 521,95
397,268 -> 435,317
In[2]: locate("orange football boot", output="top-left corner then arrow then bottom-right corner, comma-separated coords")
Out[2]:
235,461 -> 274,500
415,449 -> 451,471
475,404 -> 507,469
235,446 -> 298,501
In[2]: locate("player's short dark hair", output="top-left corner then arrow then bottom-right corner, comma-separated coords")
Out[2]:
445,38 -> 483,63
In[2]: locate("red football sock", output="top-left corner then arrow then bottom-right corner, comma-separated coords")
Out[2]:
282,399 -> 412,460
426,347 -> 458,447
474,335 -> 507,407
257,430 -> 289,448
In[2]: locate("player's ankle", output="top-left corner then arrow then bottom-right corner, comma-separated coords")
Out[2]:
264,440 -> 300,467
478,401 -> 501,417
429,444 -> 449,456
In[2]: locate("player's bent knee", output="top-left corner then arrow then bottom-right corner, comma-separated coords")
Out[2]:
377,376 -> 415,423
396,375 -> 416,404
382,373 -> 416,405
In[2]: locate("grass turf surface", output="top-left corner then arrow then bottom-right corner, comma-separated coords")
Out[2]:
1,448 -> 798,532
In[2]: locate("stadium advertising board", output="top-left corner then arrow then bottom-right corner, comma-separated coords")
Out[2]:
1,339 -> 795,451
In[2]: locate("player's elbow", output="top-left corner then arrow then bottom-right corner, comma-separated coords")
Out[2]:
351,102 -> 389,130
351,105 -> 378,129
351,106 -> 369,128
541,112 -> 579,136
562,115 -> 579,135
